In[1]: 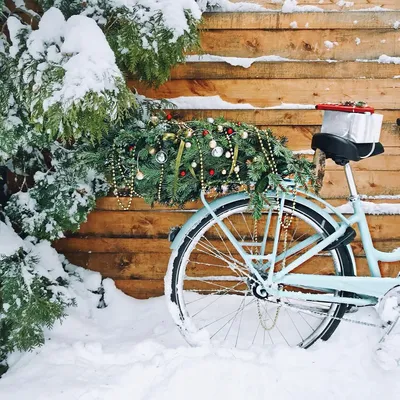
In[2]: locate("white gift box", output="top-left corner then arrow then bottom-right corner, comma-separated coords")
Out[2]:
321,111 -> 383,143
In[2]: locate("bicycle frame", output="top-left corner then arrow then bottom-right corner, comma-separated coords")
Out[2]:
170,164 -> 400,307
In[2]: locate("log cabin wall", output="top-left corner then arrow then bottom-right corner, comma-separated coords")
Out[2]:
54,3 -> 400,299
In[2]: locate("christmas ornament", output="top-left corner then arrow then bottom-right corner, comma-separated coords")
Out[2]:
237,122 -> 241,126
240,131 -> 248,139
225,151 -> 231,158
207,118 -> 214,123
202,130 -> 209,136
128,145 -> 135,152
209,140 -> 217,149
221,169 -> 227,175
191,161 -> 197,168
180,170 -> 186,177
185,128 -> 194,138
155,151 -> 167,164
212,146 -> 223,157
166,114 -> 173,121
185,142 -> 192,149
227,128 -> 234,135
149,147 -> 156,155
209,169 -> 215,176
150,116 -> 159,125
217,125 -> 223,132
234,166 -> 240,173
136,170 -> 145,180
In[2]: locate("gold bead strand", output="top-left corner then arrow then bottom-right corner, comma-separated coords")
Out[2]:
194,135 -> 205,191
157,138 -> 164,202
225,133 -> 248,194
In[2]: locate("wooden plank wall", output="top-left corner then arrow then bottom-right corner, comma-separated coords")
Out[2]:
55,9 -> 400,299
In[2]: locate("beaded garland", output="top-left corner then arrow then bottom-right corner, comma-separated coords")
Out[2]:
109,114 -> 315,217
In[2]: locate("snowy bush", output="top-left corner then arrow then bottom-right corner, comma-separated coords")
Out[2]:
5,145 -> 109,241
0,222 -> 75,366
38,0 -> 202,86
5,8 -> 134,142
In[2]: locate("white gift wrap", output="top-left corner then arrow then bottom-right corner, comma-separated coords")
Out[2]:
321,111 -> 383,143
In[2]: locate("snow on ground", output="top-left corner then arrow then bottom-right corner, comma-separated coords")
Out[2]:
1,272 -> 400,400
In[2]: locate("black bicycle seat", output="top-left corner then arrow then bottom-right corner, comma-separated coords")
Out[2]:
311,133 -> 384,166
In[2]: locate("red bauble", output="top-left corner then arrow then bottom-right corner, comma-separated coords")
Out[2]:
237,122 -> 241,126
180,170 -> 186,177
166,114 -> 173,121
209,169 -> 215,176
128,145 -> 135,152
202,130 -> 209,136
227,128 -> 234,135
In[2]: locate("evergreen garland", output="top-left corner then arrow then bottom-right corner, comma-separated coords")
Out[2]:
88,112 -> 316,218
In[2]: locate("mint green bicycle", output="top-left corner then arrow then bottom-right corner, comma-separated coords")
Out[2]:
165,118 -> 400,350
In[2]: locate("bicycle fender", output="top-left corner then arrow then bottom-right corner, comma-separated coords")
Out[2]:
170,192 -> 249,250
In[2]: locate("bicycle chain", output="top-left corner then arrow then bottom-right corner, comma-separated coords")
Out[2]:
258,298 -> 383,329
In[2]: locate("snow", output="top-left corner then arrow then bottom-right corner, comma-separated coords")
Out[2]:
195,0 -> 270,12
355,37 -> 361,45
394,21 -> 400,29
324,40 -> 338,49
289,21 -> 298,29
185,54 -> 293,68
110,0 -> 202,40
34,9 -> 123,111
1,273 -> 400,399
0,221 -> 25,257
281,0 -> 323,13
331,200 -> 400,215
378,54 -> 400,64
166,95 -> 316,110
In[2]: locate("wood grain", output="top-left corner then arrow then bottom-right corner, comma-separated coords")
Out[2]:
172,109 -> 400,126
132,79 -> 400,109
227,1 -> 400,12
171,62 -> 400,80
202,11 -> 400,30
61,210 -> 400,239
198,30 -> 400,60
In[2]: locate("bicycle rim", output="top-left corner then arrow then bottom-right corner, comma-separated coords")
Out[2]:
166,198 -> 353,349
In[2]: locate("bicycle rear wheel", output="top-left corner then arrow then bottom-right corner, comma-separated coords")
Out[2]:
166,196 -> 354,349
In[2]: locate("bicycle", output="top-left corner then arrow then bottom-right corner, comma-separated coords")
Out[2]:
165,111 -> 400,351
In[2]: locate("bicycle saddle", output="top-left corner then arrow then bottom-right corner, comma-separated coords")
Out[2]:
311,133 -> 384,166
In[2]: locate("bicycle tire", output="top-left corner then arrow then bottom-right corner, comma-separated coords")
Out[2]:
166,197 -> 354,349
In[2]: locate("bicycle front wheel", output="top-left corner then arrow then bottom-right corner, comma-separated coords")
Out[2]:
166,196 -> 354,349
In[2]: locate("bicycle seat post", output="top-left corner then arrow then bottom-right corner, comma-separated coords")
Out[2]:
344,163 -> 358,200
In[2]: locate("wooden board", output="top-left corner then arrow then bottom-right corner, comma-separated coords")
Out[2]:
56,237 -> 400,255
173,109 -> 400,125
171,62 -> 400,80
132,78 -> 400,109
64,210 -> 400,239
93,196 -> 400,212
202,11 -> 400,30
228,0 -> 400,12
259,124 -> 400,150
63,249 -> 400,280
198,29 -> 400,60
321,170 -> 400,197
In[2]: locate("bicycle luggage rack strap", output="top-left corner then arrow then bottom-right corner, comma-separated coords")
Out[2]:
323,226 -> 356,251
